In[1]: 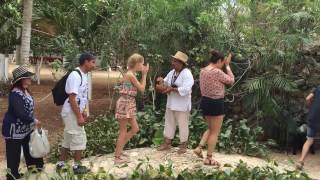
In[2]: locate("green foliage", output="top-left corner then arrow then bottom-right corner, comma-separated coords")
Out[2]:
3,0 -> 320,150
0,0 -> 21,54
49,106 -> 163,161
21,160 -> 309,180
187,109 -> 208,147
49,59 -> 63,72
50,107 -> 269,161
217,119 -> 274,157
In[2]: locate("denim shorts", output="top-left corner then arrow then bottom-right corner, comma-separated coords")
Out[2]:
307,126 -> 317,138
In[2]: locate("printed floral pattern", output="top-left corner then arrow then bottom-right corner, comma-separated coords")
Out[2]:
200,68 -> 234,99
115,82 -> 138,119
2,88 -> 34,139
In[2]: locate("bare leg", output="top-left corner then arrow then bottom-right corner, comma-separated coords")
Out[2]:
200,130 -> 209,147
124,118 -> 139,144
59,148 -> 69,161
115,119 -> 129,157
74,150 -> 82,162
299,138 -> 314,162
206,115 -> 223,159
194,130 -> 209,155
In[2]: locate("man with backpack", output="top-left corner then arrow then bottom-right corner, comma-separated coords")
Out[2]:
55,53 -> 96,174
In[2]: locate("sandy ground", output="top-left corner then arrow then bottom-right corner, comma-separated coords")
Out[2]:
270,152 -> 320,179
0,148 -> 317,179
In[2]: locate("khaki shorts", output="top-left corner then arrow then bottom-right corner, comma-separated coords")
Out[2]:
61,112 -> 87,151
61,131 -> 87,151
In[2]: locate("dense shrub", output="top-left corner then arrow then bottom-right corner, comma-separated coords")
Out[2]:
49,106 -> 270,161
49,106 -> 163,161
217,119 -> 275,157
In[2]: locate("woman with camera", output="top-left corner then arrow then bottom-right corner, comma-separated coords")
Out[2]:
193,50 -> 234,166
156,51 -> 194,154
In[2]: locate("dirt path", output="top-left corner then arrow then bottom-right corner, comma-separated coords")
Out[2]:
270,151 -> 320,179
0,65 -> 121,162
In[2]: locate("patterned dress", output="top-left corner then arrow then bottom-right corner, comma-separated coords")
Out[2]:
115,81 -> 138,119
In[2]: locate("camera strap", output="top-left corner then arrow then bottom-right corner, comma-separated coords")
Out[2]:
171,68 -> 184,86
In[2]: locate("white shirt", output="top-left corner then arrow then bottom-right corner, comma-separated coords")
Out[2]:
163,68 -> 194,112
62,67 -> 88,114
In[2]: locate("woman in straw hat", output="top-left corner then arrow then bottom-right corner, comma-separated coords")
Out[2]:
156,51 -> 194,154
2,66 -> 43,180
193,50 -> 234,166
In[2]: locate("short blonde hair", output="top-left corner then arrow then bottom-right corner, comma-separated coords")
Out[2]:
127,53 -> 144,69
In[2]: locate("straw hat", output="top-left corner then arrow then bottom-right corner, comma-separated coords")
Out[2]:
172,51 -> 188,65
11,66 -> 34,84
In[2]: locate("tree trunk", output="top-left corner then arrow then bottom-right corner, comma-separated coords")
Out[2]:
20,0 -> 33,65
16,27 -> 22,65
0,54 -> 9,83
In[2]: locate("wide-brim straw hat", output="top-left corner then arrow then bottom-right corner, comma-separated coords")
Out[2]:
171,51 -> 188,65
11,65 -> 35,84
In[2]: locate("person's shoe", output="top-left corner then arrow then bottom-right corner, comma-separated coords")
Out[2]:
157,138 -> 172,151
73,165 -> 89,175
28,166 -> 44,174
6,173 -> 23,180
177,141 -> 188,154
56,162 -> 66,173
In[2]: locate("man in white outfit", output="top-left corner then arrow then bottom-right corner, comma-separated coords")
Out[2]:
156,51 -> 194,154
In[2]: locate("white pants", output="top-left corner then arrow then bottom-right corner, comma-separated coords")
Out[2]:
163,108 -> 190,143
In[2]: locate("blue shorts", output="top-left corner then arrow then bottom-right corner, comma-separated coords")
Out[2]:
307,126 -> 317,138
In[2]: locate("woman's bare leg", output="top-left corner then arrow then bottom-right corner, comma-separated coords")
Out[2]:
206,115 -> 223,156
299,138 -> 314,163
115,119 -> 129,157
194,130 -> 209,153
124,118 -> 140,144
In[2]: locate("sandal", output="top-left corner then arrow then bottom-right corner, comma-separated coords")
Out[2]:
177,142 -> 188,154
193,147 -> 204,158
121,152 -> 130,157
114,156 -> 129,165
296,161 -> 304,170
204,154 -> 220,167
157,138 -> 172,151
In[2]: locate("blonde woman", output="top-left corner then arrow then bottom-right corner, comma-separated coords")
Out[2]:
114,53 -> 149,164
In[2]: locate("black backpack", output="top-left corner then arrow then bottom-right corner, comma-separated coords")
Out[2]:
52,69 -> 82,106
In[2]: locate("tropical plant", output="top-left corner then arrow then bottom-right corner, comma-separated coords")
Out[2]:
0,0 -> 21,55
20,160 -> 310,180
217,119 -> 275,157
2,0 -> 320,149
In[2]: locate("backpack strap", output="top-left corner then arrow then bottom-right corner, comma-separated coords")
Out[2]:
74,69 -> 83,86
